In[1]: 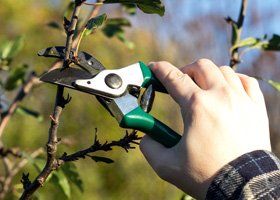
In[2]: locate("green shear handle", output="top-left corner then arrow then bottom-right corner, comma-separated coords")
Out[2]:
120,62 -> 181,148
120,107 -> 181,148
139,62 -> 167,93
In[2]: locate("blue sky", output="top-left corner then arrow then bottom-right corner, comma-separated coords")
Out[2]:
187,0 -> 280,37
125,0 -> 280,67
49,0 -> 280,40
48,0 -> 280,75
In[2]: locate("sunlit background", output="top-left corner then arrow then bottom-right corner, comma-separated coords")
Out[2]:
1,0 -> 280,199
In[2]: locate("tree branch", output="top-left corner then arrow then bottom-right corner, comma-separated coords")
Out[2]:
229,0 -> 248,70
19,2 -> 83,199
59,130 -> 141,164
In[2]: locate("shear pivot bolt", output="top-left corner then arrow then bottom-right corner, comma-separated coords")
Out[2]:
105,73 -> 122,89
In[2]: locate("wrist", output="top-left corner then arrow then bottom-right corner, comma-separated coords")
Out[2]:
206,150 -> 280,199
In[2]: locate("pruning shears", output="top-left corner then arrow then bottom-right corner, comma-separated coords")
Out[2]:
39,47 -> 181,148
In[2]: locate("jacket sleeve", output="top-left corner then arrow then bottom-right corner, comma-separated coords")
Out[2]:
205,150 -> 280,200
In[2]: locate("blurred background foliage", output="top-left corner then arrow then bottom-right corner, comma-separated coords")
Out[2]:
0,0 -> 280,199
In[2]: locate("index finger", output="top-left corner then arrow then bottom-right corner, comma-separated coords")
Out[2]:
150,61 -> 200,105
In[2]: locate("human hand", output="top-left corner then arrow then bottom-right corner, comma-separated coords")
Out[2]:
140,59 -> 271,199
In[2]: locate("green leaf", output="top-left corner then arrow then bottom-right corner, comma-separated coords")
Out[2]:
137,1 -> 164,16
90,156 -> 114,164
0,40 -> 13,59
16,106 -> 43,122
122,3 -> 137,15
267,79 -> 280,92
47,21 -> 62,30
0,59 -> 9,71
32,158 -> 45,172
104,0 -> 165,16
107,18 -> 131,27
28,157 -> 54,182
61,163 -> 84,193
230,37 -> 260,52
8,36 -> 24,59
64,2 -> 75,18
4,64 -> 28,91
262,34 -> 280,51
0,36 -> 24,60
52,170 -> 71,199
84,14 -> 107,36
102,18 -> 134,48
102,18 -> 131,37
116,32 -> 135,49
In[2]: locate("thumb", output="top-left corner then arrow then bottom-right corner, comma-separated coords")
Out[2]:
140,135 -> 165,159
140,135 -> 170,170
140,135 -> 179,182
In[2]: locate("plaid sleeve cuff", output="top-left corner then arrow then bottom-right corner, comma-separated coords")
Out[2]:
206,150 -> 280,200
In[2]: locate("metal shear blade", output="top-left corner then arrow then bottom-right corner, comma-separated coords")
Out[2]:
40,68 -> 93,90
38,46 -> 105,75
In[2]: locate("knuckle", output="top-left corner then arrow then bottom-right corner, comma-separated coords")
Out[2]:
152,61 -> 173,74
247,77 -> 259,87
189,91 -> 206,109
220,65 -> 233,72
155,61 -> 172,68
196,58 -> 214,68
219,85 -> 232,96
164,69 -> 184,83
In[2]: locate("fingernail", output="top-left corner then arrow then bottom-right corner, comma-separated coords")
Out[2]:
148,62 -> 155,68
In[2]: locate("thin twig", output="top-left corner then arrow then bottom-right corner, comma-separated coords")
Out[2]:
59,130 -> 141,164
12,148 -> 44,178
0,59 -> 61,139
72,3 -> 102,50
0,158 -> 12,199
19,2 -> 83,199
229,0 -> 248,70
84,2 -> 103,6
0,148 -> 43,199
0,146 -> 22,158
0,73 -> 39,138
64,1 -> 83,64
